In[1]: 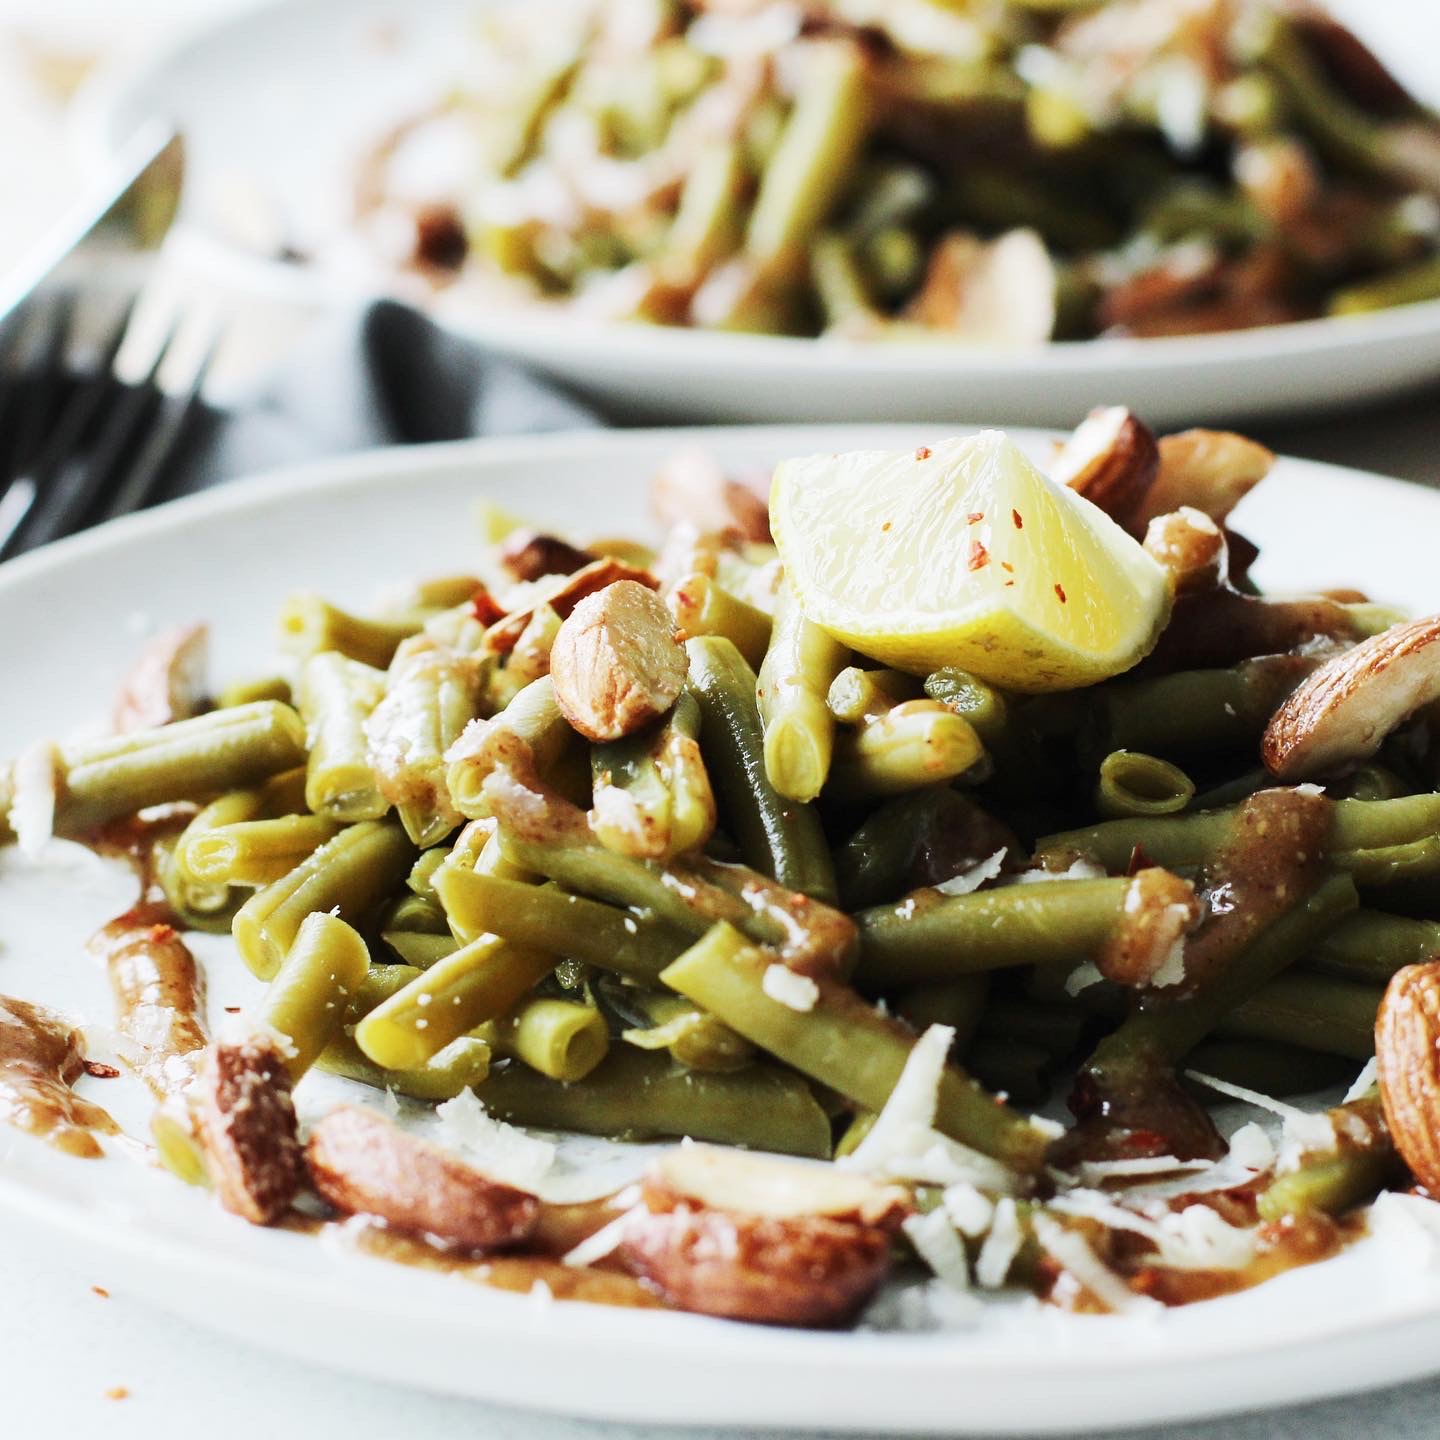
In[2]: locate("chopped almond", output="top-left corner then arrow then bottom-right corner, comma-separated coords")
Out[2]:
113,623 -> 209,733
193,1036 -> 304,1225
485,558 -> 657,653
307,1105 -> 540,1251
549,580 -> 688,742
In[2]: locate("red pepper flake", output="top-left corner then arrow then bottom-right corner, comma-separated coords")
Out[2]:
1126,844 -> 1156,876
106,1387 -> 130,1402
881,521 -> 892,533
967,511 -> 984,524
915,446 -> 932,460
91,1285 -> 110,1299
1054,583 -> 1067,604
1012,509 -> 1023,529
1000,561 -> 1014,573
1004,579 -> 1015,587
224,1005 -> 242,1014
470,586 -> 506,626
968,539 -> 990,571
82,1060 -> 120,1080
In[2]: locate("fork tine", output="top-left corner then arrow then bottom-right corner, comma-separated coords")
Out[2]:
0,290 -> 75,487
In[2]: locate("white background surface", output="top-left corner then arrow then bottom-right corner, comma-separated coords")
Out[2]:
4,2 -> 1440,1436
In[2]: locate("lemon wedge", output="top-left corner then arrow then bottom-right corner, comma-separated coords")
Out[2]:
771,431 -> 1171,692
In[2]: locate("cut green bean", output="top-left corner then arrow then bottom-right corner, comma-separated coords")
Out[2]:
316,1032 -> 493,1101
178,814 -> 343,888
446,676 -> 574,819
686,636 -> 837,902
669,575 -> 772,670
1258,1092 -> 1397,1220
894,974 -> 990,1053
298,652 -> 389,821
278,593 -> 419,669
1096,750 -> 1196,819
756,580 -> 850,803
172,788 -> 266,894
660,922 -> 1051,1174
1331,257 -> 1440,316
830,701 -> 984,800
827,667 -> 922,724
54,702 -> 306,835
1308,911 -> 1440,984
481,997 -> 610,1083
1213,973 -> 1381,1060
1185,1040 -> 1353,1099
253,911 -> 371,1080
619,990 -> 756,1072
217,675 -> 292,709
232,820 -> 417,980
382,931 -> 459,968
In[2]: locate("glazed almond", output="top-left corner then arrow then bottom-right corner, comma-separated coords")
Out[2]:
1262,616 -> 1440,780
1134,430 -> 1275,529
1376,961 -> 1440,1193
113,623 -> 209,733
194,1035 -> 305,1225
550,580 -> 688,742
307,1104 -> 540,1251
1050,406 -> 1159,529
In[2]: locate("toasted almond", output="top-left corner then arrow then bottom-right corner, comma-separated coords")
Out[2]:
620,1205 -> 894,1327
1134,431 -> 1275,529
646,1144 -> 911,1226
651,447 -> 771,544
485,558 -> 658,654
113,623 -> 209,733
1142,507 -> 1225,592
1262,616 -> 1440,780
1376,961 -> 1440,1193
1096,868 -> 1201,989
549,580 -> 688,742
1050,406 -> 1160,529
307,1104 -> 540,1251
193,1036 -> 304,1225
498,530 -> 594,584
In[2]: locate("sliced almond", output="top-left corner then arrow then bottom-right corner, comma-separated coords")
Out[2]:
498,530 -> 594,584
485,558 -> 658,654
193,1036 -> 304,1225
1134,431 -> 1275,529
549,580 -> 688,742
646,1144 -> 910,1226
1050,406 -> 1159,529
113,623 -> 209,733
651,447 -> 771,544
307,1105 -> 540,1251
1376,961 -> 1440,1192
620,1205 -> 894,1327
1262,615 -> 1440,780
1142,507 -> 1225,593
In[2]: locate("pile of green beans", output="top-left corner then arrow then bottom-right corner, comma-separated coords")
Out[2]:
373,1 -> 1440,342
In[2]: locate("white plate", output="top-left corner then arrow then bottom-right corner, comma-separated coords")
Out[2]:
3,423 -> 1440,1434
73,0 -> 1440,427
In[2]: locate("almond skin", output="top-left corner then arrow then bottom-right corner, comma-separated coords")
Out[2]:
1050,406 -> 1159,531
1376,961 -> 1440,1194
1134,430 -> 1274,529
194,1036 -> 305,1225
484,558 -> 657,654
307,1105 -> 540,1251
620,1204 -> 894,1327
550,580 -> 688,742
498,530 -> 593,584
1262,616 -> 1440,780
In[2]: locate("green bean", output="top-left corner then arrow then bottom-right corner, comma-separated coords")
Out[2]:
217,675 -> 292,708
975,998 -> 1087,1058
1039,794 -> 1440,873
54,702 -> 306,835
260,766 -> 309,816
316,1032 -> 493,1101
344,964 -> 422,1021
253,911 -> 371,1080
1185,1041 -> 1353,1100
382,931 -> 459,968
1333,763 -> 1410,802
660,923 -> 1051,1174
590,692 -> 715,860
1308,911 -> 1440,984
860,226 -> 923,301
406,845 -> 451,900
298,652 -> 389,821
757,580 -> 850,803
380,574 -> 485,617
232,820 -> 417,980
1084,874 -> 1358,1086
172,789 -> 266,894
489,603 -> 562,709
481,997 -> 610,1083
855,878 -> 1132,988
669,575 -> 772,670
1096,750 -> 1196,819
433,867 -> 687,983
1258,1092 -> 1397,1220
384,891 -> 450,934
827,667 -> 922,724
278,593 -> 419,669
1342,836 -> 1440,889
686,636 -> 837,902
446,676 -> 573,819
834,1110 -> 876,1159
667,138 -> 746,276
1331,257 -> 1440,316
1213,973 -> 1381,1060
368,647 -> 479,847
1190,768 -> 1273,812
922,669 -> 1011,748
966,1037 -> 1052,1106
619,991 -> 755,1072
1091,657 -> 1318,757
745,41 -> 871,284
178,814 -> 343,888
830,701 -> 984,800
354,932 -> 556,1071
893,974 -> 989,1053
471,1046 -> 832,1158
152,833 -> 242,933
811,232 -> 880,331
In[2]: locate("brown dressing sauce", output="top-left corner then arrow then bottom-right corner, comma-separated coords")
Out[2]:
0,994 -> 119,1158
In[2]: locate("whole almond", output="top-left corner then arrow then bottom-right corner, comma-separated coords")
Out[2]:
1376,960 -> 1440,1194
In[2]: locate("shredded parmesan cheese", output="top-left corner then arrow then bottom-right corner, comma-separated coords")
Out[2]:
1344,1058 -> 1379,1104
935,849 -> 1008,896
943,1182 -> 995,1238
10,740 -> 60,856
761,964 -> 819,1013
844,1025 -> 951,1168
903,1209 -> 974,1292
434,1089 -> 556,1189
975,1197 -> 1022,1288
1032,1214 -> 1162,1315
1185,1070 -> 1336,1153
561,1208 -> 639,1268
1063,961 -> 1104,997
1076,1156 -> 1210,1184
